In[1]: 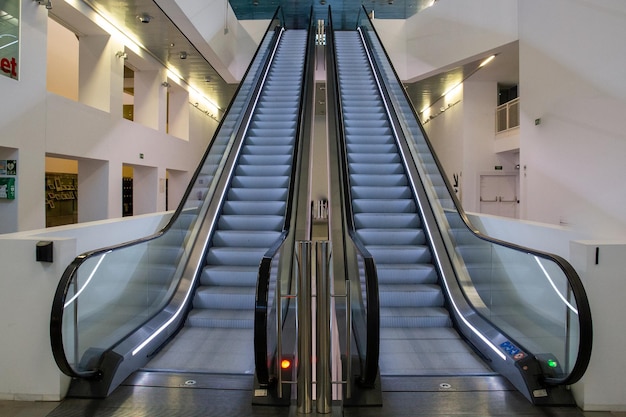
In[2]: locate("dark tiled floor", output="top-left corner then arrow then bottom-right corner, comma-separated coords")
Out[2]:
0,374 -> 623,417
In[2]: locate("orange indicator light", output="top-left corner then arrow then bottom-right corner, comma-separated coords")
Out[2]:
281,359 -> 291,369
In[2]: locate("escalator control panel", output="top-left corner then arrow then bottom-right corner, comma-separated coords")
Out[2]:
500,341 -> 527,361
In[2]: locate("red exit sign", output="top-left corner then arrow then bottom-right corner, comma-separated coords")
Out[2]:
1,57 -> 17,78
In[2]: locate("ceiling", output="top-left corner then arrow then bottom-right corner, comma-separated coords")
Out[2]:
406,41 -> 519,119
230,0 -> 437,29
45,0 -> 517,122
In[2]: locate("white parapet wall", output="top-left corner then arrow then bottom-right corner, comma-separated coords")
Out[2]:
570,241 -> 626,412
0,212 -> 171,401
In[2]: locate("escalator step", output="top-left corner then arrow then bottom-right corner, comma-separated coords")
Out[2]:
352,186 -> 412,200
211,230 -> 281,247
354,213 -> 421,229
235,164 -> 291,176
379,284 -> 444,308
227,188 -> 288,202
238,154 -> 293,166
357,228 -> 425,246
352,198 -> 416,214
366,245 -> 432,264
222,201 -> 286,216
231,175 -> 289,189
206,247 -> 269,266
377,264 -> 438,285
201,264 -> 277,286
217,214 -> 283,231
349,162 -> 403,175
350,174 -> 408,187
193,286 -> 255,309
186,309 -> 254,329
380,307 -> 452,328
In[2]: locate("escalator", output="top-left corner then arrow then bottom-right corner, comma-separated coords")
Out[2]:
334,29 -> 490,377
50,10 -> 314,398
327,8 -> 592,406
144,28 -> 308,375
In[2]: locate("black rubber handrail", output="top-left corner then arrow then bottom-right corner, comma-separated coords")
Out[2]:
50,7 -> 286,380
327,6 -> 380,388
254,7 -> 316,386
356,4 -> 592,386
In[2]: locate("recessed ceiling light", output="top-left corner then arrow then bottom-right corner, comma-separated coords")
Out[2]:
137,14 -> 152,24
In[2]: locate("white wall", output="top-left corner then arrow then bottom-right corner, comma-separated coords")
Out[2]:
518,0 -> 626,239
0,4 -> 219,233
0,3 -> 47,233
374,0 -> 518,81
155,0 -> 260,83
570,241 -> 626,412
378,0 -> 626,241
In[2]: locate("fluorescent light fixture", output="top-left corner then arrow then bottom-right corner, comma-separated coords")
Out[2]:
479,55 -> 496,68
443,83 -> 462,100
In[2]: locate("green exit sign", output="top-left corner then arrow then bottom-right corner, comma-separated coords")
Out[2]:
495,165 -> 503,170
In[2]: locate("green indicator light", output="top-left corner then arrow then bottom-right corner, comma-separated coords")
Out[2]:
547,359 -> 558,368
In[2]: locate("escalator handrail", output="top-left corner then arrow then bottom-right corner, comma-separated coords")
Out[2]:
50,7 -> 286,380
356,5 -> 592,386
254,8 -> 316,386
327,7 -> 380,388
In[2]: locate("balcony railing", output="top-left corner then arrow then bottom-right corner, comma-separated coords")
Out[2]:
496,97 -> 520,133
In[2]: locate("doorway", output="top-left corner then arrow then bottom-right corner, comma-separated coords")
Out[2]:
479,173 -> 519,218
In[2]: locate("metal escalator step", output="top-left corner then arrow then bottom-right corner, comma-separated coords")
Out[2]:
351,186 -> 412,199
218,213 -> 284,231
238,154 -> 292,165
249,120 -> 296,130
376,264 -> 438,285
347,144 -> 398,155
356,228 -> 425,246
211,230 -> 281,247
349,162 -> 404,175
380,307 -> 452,328
345,135 -> 395,145
247,128 -> 295,137
201,265 -> 259,286
186,309 -> 254,329
379,284 -> 444,308
193,286 -> 255,309
349,174 -> 408,187
245,135 -> 294,146
235,164 -> 290,176
345,126 -> 391,137
227,187 -> 288,201
343,118 -> 387,129
206,247 -> 267,266
222,200 -> 286,216
367,245 -> 432,264
341,105 -> 385,116
242,145 -> 293,156
354,213 -> 421,229
348,153 -> 401,164
352,198 -> 416,214
231,175 -> 289,189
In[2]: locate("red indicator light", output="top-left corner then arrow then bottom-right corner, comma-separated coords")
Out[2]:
281,359 -> 291,369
